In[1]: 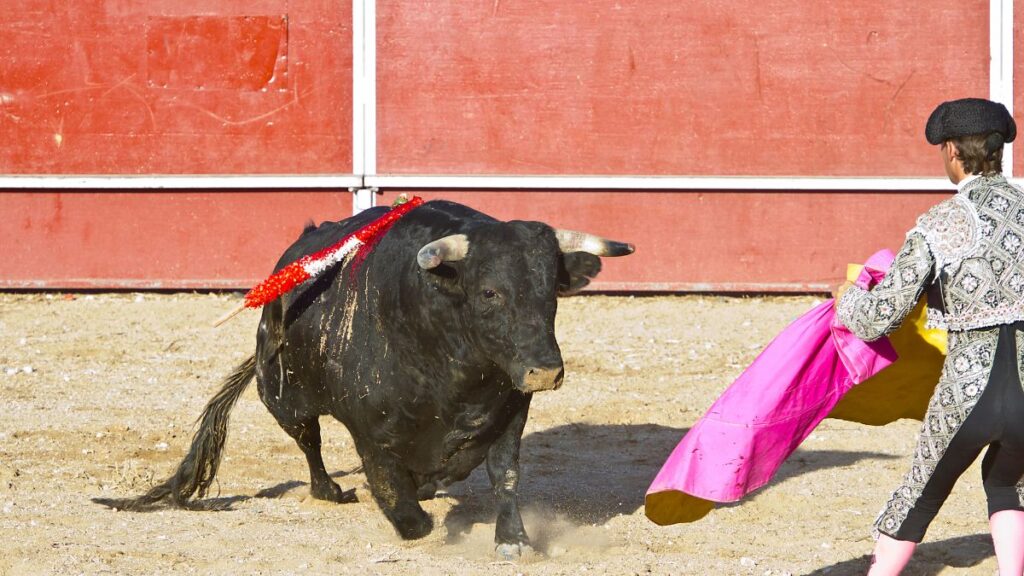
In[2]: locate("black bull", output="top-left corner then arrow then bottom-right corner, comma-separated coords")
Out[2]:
97,200 -> 633,558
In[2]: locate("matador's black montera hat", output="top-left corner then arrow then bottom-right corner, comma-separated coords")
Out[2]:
925,97 -> 1016,146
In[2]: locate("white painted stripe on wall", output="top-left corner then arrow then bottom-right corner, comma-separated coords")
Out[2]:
0,174 -> 972,191
0,175 -> 364,189
366,175 -> 959,191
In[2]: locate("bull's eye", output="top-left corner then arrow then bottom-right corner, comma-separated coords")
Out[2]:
482,289 -> 499,300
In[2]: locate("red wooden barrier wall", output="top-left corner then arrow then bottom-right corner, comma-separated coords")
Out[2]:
0,191 -> 352,289
0,189 -> 949,291
0,1 -> 1018,291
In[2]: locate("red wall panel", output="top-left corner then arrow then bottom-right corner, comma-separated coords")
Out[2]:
0,2 -> 1013,291
1,189 -> 953,291
378,1 -> 989,177
380,190 -> 950,291
0,0 -> 352,174
0,191 -> 352,288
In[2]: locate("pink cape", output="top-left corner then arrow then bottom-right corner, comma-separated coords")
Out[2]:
645,250 -> 898,525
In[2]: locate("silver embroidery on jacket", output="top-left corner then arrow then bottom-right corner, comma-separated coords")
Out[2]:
873,328 -> 997,538
907,194 -> 980,274
911,176 -> 1024,331
924,306 -> 947,330
837,233 -> 933,343
837,175 -> 1024,538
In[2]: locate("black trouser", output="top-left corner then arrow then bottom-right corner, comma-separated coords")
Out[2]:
890,322 -> 1024,542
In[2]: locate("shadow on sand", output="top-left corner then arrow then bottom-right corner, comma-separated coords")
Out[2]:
440,423 -> 895,549
802,533 -> 993,576
96,422 -> 898,558
93,468 -> 362,512
252,468 -> 362,500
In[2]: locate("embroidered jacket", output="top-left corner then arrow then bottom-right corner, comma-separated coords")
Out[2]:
840,174 -> 1024,335
836,173 -> 1024,537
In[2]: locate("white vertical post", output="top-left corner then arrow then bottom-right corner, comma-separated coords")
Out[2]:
991,0 -> 1014,178
352,0 -> 378,213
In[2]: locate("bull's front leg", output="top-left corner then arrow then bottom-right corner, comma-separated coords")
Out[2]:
487,394 -> 532,560
361,449 -> 433,540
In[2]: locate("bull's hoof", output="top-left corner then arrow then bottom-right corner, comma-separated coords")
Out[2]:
495,542 -> 534,561
394,508 -> 433,540
311,480 -> 357,504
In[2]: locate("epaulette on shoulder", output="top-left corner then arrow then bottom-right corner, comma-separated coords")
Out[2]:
908,195 -> 980,271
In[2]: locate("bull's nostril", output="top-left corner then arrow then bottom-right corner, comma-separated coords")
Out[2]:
519,365 -> 565,393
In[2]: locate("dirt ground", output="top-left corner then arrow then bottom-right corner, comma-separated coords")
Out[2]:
0,292 -> 1003,575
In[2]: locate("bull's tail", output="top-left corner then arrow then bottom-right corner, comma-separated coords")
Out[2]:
94,354 -> 257,511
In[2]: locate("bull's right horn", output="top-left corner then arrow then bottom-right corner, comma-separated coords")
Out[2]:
554,229 -> 635,257
417,234 -> 470,269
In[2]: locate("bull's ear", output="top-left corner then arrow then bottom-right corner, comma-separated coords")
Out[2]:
557,252 -> 602,296
420,263 -> 467,299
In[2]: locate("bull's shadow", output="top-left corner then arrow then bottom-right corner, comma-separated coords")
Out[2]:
440,423 -> 895,543
802,533 -> 993,576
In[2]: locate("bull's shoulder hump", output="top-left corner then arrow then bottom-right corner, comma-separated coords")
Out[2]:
417,200 -> 500,225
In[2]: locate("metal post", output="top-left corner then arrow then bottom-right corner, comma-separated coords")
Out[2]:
990,0 -> 1014,177
351,187 -> 378,213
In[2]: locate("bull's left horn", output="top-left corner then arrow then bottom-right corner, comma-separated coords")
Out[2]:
554,229 -> 634,257
417,234 -> 470,269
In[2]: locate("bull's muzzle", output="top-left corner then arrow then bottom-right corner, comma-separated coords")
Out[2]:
518,365 -> 564,393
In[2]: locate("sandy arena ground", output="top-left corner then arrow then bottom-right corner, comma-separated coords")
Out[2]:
0,292 -> 1004,575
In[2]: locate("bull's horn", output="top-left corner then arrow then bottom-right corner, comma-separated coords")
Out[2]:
417,234 -> 470,269
554,229 -> 634,257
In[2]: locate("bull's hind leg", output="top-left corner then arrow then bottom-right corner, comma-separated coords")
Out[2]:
256,331 -> 354,503
279,418 -> 356,503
